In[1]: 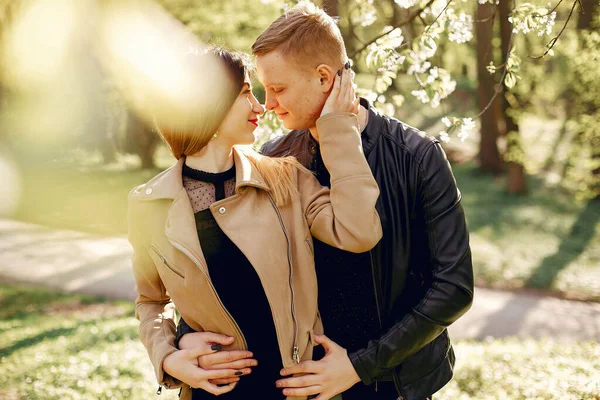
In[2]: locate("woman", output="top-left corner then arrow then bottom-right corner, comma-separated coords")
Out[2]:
128,48 -> 381,400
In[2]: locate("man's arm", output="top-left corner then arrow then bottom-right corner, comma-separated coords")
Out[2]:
349,141 -> 474,384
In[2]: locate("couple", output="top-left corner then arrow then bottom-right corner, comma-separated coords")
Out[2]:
128,2 -> 474,400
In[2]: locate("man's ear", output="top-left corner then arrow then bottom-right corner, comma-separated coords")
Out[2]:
316,64 -> 336,93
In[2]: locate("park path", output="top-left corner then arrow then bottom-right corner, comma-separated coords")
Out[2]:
1,218 -> 599,342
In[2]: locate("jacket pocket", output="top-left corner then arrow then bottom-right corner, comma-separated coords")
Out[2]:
150,245 -> 185,279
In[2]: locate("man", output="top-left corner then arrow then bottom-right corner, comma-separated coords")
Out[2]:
253,2 -> 474,400
178,2 -> 473,399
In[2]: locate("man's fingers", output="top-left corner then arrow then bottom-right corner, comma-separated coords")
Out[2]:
276,374 -> 321,388
200,350 -> 254,366
282,385 -> 322,397
197,332 -> 236,346
207,359 -> 258,370
280,360 -> 322,376
208,377 -> 241,385
313,334 -> 337,353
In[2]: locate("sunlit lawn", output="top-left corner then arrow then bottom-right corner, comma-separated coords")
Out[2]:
1,285 -> 598,400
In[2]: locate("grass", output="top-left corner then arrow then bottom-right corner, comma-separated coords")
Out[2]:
1,284 -> 598,400
453,164 -> 600,301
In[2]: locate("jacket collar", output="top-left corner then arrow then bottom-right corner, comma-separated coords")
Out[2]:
358,97 -> 385,155
139,145 -> 270,201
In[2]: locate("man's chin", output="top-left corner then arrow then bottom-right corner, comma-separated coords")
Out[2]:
281,118 -> 311,131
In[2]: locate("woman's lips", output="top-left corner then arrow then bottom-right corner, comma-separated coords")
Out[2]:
248,119 -> 258,126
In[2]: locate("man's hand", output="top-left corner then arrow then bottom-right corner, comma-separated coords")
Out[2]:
275,334 -> 361,400
179,331 -> 257,385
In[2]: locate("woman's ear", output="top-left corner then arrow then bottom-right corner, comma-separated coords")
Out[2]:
315,64 -> 336,93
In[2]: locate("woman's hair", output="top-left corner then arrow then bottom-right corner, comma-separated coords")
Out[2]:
252,1 -> 347,69
157,46 -> 305,206
156,47 -> 251,158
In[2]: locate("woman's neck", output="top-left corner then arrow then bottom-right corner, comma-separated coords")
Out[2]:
185,141 -> 234,173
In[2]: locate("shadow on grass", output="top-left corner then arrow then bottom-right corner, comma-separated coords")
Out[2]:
454,164 -> 578,235
527,198 -> 600,288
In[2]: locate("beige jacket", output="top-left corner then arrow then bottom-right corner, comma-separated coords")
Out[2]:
128,113 -> 382,400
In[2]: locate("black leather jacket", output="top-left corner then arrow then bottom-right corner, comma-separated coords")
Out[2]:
260,99 -> 474,400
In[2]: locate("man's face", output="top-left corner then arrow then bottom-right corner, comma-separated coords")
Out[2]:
256,50 -> 329,131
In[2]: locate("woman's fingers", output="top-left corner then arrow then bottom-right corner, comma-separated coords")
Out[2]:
203,367 -> 252,381
199,381 -> 238,396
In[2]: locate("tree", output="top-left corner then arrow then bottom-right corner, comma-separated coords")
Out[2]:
476,1 -> 504,174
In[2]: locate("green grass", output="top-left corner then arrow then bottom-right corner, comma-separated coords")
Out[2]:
1,285 -> 598,400
453,164 -> 600,301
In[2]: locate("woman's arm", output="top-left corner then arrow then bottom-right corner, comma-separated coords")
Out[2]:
299,69 -> 382,252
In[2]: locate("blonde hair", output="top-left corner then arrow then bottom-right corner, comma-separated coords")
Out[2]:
245,150 -> 310,206
252,1 -> 347,68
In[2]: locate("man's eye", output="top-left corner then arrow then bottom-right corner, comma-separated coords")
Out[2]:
273,88 -> 283,93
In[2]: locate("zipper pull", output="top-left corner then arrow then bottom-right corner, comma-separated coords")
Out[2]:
156,385 -> 163,395
292,345 -> 300,363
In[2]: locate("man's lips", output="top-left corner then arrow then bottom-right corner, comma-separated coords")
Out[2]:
248,119 -> 258,126
277,112 -> 288,118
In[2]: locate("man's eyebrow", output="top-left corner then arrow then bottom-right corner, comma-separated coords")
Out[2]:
262,82 -> 284,87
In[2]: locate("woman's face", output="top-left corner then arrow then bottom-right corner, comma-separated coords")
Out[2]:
217,78 -> 265,146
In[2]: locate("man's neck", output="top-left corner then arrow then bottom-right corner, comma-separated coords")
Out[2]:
308,104 -> 369,142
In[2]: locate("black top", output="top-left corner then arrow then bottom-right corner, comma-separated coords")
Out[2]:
180,164 -> 284,400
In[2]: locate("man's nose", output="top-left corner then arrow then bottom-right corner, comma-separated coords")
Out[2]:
265,94 -> 278,111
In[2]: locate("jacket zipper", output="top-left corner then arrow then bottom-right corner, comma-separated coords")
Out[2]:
369,251 -> 383,330
370,251 -> 383,392
150,245 -> 184,279
168,239 -> 247,349
267,193 -> 300,363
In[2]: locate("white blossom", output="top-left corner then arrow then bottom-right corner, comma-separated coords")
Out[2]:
439,131 -> 451,143
458,117 -> 475,141
352,0 -> 377,27
447,12 -> 473,43
411,89 -> 430,103
394,0 -> 418,9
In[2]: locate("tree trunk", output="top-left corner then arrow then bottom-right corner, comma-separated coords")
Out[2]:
322,0 -> 338,16
577,0 -> 599,30
499,0 -> 526,194
476,2 -> 505,174
126,112 -> 157,170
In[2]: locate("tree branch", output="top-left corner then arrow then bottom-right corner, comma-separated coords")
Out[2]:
530,0 -> 580,59
349,0 -> 437,58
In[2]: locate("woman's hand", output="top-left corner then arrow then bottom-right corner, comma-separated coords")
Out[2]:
178,331 -> 257,385
163,336 -> 253,395
320,63 -> 359,118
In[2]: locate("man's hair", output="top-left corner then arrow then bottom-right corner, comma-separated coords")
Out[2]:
252,1 -> 347,68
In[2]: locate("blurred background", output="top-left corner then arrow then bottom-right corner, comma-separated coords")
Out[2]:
0,0 -> 598,399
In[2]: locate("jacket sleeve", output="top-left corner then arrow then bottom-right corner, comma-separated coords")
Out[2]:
348,142 -> 474,384
298,112 -> 382,253
128,193 -> 182,389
